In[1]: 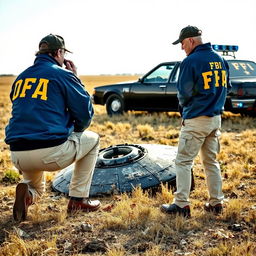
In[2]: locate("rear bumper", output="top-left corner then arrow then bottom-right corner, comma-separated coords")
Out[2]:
231,98 -> 255,109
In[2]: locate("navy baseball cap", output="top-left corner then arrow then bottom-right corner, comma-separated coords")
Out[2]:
173,26 -> 202,45
37,34 -> 72,53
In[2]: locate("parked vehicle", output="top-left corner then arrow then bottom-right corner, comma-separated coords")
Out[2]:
92,45 -> 256,116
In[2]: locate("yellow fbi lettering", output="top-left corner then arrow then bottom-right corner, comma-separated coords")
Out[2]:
12,78 -> 49,101
202,62 -> 227,89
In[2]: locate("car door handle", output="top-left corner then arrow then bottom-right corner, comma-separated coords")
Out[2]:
159,85 -> 166,88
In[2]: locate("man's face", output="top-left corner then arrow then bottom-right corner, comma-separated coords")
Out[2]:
55,49 -> 66,66
181,38 -> 193,56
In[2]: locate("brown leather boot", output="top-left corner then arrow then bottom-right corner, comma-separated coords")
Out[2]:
204,203 -> 223,215
67,198 -> 101,213
13,183 -> 33,222
160,203 -> 191,218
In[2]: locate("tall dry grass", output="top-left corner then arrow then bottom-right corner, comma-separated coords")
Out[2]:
0,75 -> 256,256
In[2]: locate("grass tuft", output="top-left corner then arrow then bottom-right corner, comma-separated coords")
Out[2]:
205,240 -> 256,256
137,124 -> 154,140
1,169 -> 20,184
0,233 -> 57,256
223,199 -> 244,222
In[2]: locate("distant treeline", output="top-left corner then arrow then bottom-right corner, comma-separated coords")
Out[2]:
98,73 -> 143,76
0,74 -> 15,77
0,73 -> 142,77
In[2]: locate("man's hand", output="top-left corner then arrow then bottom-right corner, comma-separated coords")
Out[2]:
64,59 -> 77,76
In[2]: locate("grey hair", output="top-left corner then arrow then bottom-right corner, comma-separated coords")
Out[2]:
193,36 -> 203,44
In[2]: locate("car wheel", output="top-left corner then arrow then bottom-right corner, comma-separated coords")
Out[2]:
106,94 -> 124,116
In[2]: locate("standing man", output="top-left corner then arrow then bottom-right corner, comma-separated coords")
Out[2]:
160,26 -> 230,217
5,34 -> 101,222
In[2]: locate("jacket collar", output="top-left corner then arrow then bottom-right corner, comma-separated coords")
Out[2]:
34,54 -> 61,66
189,42 -> 212,56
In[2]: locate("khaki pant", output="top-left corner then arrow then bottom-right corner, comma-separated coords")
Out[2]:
174,115 -> 224,208
11,131 -> 99,201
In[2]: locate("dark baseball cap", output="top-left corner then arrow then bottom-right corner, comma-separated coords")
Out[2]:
38,34 -> 72,53
172,26 -> 202,45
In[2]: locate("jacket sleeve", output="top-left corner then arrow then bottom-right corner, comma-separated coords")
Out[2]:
63,73 -> 94,132
177,59 -> 195,107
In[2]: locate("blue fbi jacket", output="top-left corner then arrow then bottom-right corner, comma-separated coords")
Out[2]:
177,43 -> 231,119
5,54 -> 94,150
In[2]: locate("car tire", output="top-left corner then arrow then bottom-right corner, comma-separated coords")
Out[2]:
106,94 -> 124,116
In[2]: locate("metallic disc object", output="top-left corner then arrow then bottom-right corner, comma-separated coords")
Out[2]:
51,144 -> 178,197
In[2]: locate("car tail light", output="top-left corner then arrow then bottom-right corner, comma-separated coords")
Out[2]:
237,88 -> 243,96
233,102 -> 244,108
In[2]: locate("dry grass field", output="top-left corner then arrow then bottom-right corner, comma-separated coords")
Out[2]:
0,75 -> 256,256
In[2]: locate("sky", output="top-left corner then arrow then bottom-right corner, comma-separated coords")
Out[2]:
0,0 -> 256,76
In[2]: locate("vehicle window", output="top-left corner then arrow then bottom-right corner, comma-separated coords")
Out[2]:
173,67 -> 180,82
143,64 -> 175,83
228,60 -> 256,78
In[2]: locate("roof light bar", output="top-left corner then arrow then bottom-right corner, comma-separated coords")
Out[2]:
212,44 -> 239,59
212,44 -> 239,52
